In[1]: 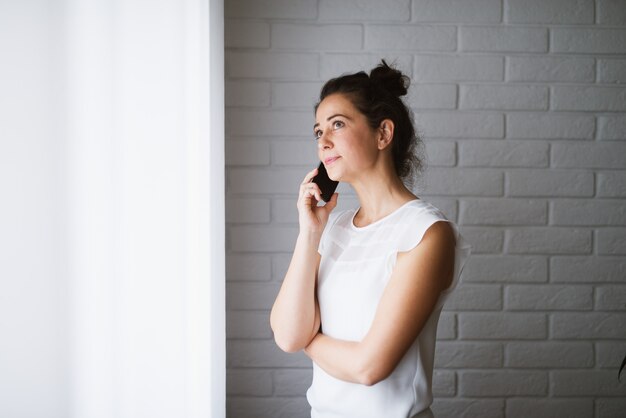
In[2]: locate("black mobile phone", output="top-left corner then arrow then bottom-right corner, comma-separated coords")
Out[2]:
312,161 -> 339,203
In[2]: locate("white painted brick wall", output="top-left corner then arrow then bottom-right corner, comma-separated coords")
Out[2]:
224,0 -> 626,416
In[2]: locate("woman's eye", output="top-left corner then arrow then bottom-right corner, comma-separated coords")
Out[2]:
333,120 -> 344,129
314,130 -> 322,140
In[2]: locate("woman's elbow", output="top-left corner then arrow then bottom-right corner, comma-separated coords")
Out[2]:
357,362 -> 392,387
274,335 -> 304,353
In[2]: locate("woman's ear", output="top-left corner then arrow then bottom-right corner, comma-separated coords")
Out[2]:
377,119 -> 395,150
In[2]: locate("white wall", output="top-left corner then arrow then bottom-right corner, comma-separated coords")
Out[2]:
0,1 -> 69,417
0,1 -> 225,417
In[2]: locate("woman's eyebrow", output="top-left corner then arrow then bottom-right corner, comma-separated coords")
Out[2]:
313,113 -> 351,129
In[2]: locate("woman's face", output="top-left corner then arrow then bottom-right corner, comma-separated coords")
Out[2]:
314,93 -> 380,182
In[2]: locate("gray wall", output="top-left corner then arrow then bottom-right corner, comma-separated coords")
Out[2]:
224,0 -> 626,417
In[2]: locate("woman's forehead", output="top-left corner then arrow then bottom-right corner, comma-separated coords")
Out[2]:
315,94 -> 357,120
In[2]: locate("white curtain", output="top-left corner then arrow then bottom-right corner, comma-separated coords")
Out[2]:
0,0 -> 224,417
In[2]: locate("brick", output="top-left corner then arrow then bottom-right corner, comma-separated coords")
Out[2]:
226,52 -> 318,79
227,310 -> 272,339
226,140 -> 271,166
227,340 -> 311,368
551,200 -> 626,226
459,371 -> 548,396
597,398 -> 626,418
432,370 -> 456,397
505,284 -> 592,311
226,254 -> 272,281
226,198 -> 271,223
431,399 -> 504,418
416,113 -> 504,138
461,255 -> 547,283
415,55 -> 504,82
507,55 -> 595,82
460,26 -> 548,52
551,256 -> 626,283
225,20 -> 270,48
272,199 -> 298,224
597,228 -> 626,254
272,82 -> 322,108
598,115 -> 626,140
227,110 -> 312,136
507,0 -> 593,24
227,369 -> 273,396
552,313 -> 626,339
596,286 -> 626,311
423,140 -> 456,166
443,284 -> 502,311
552,142 -> 626,168
272,254 -> 292,282
599,59 -> 626,84
272,24 -> 362,50
412,0 -> 502,23
422,168 -> 503,196
456,227 -> 504,253
435,342 -> 503,368
459,199 -> 547,226
597,0 -> 626,24
227,282 -> 282,310
321,54 -> 413,79
505,228 -> 591,254
365,25 -> 456,51
598,171 -> 626,197
225,0 -> 317,19
271,140 -> 318,166
460,84 -> 548,110
231,226 -> 298,252
459,313 -> 547,339
551,370 -> 626,396
274,369 -> 312,396
506,399 -> 593,418
506,342 -> 593,368
229,168 -> 304,194
406,84 -> 457,110
508,169 -> 593,197
552,86 -> 626,111
319,0 -> 411,21
437,312 -> 456,339
227,397 -> 310,418
225,81 -> 271,107
596,342 -> 626,368
459,140 -> 549,167
507,113 -> 595,139
552,28 -> 626,54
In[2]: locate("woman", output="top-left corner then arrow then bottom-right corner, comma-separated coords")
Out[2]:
270,60 -> 472,418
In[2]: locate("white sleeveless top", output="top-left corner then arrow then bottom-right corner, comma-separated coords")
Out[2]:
306,199 -> 472,418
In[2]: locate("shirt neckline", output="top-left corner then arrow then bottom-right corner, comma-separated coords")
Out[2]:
350,199 -> 422,231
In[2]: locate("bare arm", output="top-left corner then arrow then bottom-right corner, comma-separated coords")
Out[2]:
303,221 -> 456,385
270,167 -> 337,353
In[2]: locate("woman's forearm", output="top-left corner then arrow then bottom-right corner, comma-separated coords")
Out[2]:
304,332 -> 377,386
270,231 -> 321,353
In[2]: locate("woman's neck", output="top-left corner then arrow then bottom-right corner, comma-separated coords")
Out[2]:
350,168 -> 418,227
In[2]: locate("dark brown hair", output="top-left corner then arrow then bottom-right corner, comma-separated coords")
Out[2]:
315,60 -> 424,188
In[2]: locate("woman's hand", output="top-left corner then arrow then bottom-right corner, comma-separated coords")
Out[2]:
297,167 -> 338,234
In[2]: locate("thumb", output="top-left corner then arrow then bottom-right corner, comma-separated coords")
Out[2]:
325,192 -> 339,211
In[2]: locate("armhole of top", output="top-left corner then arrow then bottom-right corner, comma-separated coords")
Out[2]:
396,213 -> 472,310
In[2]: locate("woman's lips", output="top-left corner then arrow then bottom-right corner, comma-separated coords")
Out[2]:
325,156 -> 340,165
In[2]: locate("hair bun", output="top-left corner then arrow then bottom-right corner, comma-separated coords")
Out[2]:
369,59 -> 409,97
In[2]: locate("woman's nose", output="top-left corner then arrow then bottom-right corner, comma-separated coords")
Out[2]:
317,132 -> 331,149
